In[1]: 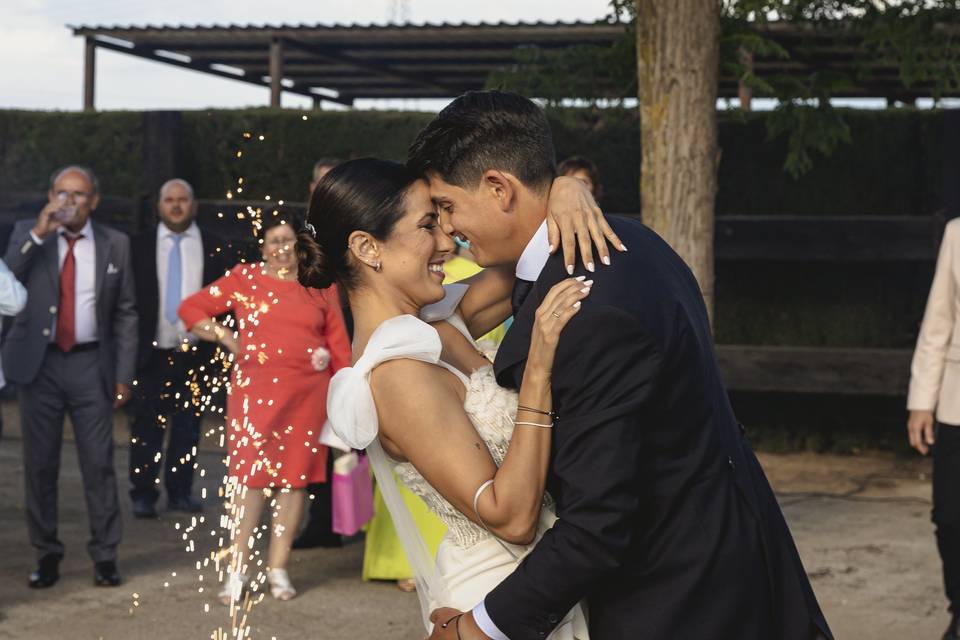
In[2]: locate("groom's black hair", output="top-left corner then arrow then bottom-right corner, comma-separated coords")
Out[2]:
407,90 -> 556,194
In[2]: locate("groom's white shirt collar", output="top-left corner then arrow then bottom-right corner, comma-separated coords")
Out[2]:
515,220 -> 551,281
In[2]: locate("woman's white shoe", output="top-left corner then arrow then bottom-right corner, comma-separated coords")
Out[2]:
218,571 -> 249,606
267,568 -> 297,601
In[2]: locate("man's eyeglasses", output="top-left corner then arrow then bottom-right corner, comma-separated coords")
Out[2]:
55,190 -> 91,201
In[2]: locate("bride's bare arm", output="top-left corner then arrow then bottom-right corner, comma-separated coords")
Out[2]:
456,176 -> 623,339
372,279 -> 590,544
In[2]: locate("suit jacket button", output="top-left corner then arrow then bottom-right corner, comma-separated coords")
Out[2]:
547,613 -> 559,624
49,305 -> 57,314
42,328 -> 51,337
728,456 -> 736,470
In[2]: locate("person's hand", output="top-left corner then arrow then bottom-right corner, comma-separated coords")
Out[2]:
426,608 -> 490,640
113,383 -> 131,409
311,346 -> 331,372
33,200 -> 64,240
907,409 -> 936,455
218,330 -> 240,357
546,175 -> 626,275
526,277 -> 592,378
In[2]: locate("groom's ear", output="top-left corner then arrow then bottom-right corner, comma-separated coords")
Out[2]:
481,170 -> 518,214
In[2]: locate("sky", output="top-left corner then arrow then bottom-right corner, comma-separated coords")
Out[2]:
0,0 -> 613,112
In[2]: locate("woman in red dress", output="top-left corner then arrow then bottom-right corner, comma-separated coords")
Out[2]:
178,213 -> 351,605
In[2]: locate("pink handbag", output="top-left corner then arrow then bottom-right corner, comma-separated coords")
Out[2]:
331,452 -> 374,536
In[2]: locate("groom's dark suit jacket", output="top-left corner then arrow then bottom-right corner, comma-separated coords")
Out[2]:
489,216 -> 831,640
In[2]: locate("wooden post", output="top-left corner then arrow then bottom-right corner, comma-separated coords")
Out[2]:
737,47 -> 753,112
636,0 -> 721,322
269,37 -> 284,108
83,36 -> 96,111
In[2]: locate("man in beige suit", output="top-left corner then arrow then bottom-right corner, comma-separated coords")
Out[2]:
908,216 -> 960,640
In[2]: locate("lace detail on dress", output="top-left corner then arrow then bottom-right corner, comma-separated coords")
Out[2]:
392,364 -> 520,549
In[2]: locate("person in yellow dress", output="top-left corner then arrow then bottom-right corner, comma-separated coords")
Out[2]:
442,242 -> 508,348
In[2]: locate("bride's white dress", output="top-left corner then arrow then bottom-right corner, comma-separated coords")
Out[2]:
327,286 -> 588,639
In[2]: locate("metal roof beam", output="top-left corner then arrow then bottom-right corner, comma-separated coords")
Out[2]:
91,39 -> 353,106
281,38 -> 457,95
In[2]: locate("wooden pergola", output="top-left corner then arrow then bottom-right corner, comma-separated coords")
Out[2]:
71,21 -> 623,110
71,20 -> 958,111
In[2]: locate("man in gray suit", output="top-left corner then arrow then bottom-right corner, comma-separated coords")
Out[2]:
4,165 -> 137,589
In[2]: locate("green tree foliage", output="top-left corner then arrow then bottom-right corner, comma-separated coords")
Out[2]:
487,0 -> 960,177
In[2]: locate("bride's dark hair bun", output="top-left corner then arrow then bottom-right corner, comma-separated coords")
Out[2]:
297,158 -> 421,291
295,228 -> 333,289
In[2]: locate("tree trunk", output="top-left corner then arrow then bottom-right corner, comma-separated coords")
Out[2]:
636,0 -> 720,322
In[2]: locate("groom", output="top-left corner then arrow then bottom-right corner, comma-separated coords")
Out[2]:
410,91 -> 832,640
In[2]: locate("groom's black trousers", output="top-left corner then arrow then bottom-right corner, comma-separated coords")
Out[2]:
934,422 -> 960,612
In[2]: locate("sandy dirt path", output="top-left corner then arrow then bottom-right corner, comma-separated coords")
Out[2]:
0,404 -> 949,639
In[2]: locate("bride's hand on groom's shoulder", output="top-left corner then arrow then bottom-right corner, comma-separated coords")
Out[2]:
427,608 -> 490,640
528,278 -> 593,377
546,175 -> 627,276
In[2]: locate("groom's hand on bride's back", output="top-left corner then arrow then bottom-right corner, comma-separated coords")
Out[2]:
427,608 -> 490,640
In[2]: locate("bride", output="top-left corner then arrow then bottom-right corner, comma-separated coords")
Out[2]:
296,158 -> 616,639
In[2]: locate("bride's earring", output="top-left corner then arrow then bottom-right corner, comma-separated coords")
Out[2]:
348,233 -> 382,273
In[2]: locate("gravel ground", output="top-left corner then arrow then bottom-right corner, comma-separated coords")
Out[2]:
0,402 -> 949,640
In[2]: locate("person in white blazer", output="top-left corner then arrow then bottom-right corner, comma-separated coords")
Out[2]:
907,216 -> 960,640
0,257 -> 28,434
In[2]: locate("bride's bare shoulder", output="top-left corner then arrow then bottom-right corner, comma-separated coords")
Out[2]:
369,358 -> 467,458
369,358 -> 462,412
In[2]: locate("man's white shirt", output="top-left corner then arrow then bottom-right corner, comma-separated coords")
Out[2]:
30,220 -> 99,345
515,221 -> 551,282
472,219 -> 551,640
155,221 -> 203,349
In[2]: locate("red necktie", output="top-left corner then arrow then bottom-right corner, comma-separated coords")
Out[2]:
56,234 -> 82,352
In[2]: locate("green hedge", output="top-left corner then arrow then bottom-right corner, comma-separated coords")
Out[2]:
0,107 -> 945,216
715,109 -> 944,216
0,110 -> 144,195
180,110 -> 436,203
0,106 -> 947,353
178,106 -> 943,215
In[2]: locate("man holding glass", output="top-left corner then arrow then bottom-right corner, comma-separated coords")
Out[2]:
3,165 -> 137,589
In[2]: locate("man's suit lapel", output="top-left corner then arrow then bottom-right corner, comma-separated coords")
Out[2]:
93,223 -> 108,300
43,233 -> 59,293
494,299 -> 535,388
493,256 -> 569,389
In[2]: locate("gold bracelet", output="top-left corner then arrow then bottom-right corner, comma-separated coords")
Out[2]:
514,420 -> 553,429
517,404 -> 553,416
517,404 -> 555,418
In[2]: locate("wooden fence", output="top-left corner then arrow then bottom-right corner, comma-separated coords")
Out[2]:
0,190 -> 939,397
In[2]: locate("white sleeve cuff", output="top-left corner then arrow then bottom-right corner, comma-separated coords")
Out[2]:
472,601 -> 510,640
29,230 -> 44,245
